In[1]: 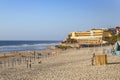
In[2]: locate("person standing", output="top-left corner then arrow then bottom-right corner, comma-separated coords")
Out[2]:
29,59 -> 31,68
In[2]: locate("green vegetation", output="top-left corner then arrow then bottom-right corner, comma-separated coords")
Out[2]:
56,45 -> 72,50
66,38 -> 78,43
107,34 -> 120,44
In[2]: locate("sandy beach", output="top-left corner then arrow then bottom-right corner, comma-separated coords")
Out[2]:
0,46 -> 120,80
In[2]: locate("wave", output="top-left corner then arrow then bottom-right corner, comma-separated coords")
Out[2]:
0,42 -> 59,48
0,42 -> 60,53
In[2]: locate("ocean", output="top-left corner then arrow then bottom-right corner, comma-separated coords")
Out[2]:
0,40 -> 60,53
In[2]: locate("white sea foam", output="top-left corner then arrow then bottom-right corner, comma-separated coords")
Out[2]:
0,42 -> 59,53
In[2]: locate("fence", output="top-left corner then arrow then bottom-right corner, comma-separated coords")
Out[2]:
0,51 -> 44,70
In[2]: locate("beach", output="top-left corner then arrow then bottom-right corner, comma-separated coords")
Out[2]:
0,46 -> 120,80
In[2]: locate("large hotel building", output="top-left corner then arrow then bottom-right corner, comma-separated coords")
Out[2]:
64,28 -> 116,45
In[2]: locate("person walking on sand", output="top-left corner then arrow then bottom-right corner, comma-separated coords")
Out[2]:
29,59 -> 31,68
26,59 -> 32,68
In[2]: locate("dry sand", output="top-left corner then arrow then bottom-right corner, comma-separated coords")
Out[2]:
0,46 -> 120,80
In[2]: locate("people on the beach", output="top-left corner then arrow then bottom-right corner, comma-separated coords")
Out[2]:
92,53 -> 95,66
37,53 -> 42,59
26,60 -> 32,68
29,59 -> 31,68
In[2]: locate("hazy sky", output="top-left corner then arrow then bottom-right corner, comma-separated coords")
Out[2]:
0,0 -> 120,40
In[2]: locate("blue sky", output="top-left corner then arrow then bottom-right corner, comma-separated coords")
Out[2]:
0,0 -> 120,40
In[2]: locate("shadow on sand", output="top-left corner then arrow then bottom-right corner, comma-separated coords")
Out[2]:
107,62 -> 120,65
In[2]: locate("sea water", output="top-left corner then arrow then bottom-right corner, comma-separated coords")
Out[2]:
0,40 -> 60,53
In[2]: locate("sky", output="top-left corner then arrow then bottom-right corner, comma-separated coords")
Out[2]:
0,0 -> 120,40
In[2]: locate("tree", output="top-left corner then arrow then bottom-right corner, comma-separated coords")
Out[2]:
107,33 -> 120,44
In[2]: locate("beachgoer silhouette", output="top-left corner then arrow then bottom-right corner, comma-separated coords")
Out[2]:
29,60 -> 31,68
92,53 -> 95,65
